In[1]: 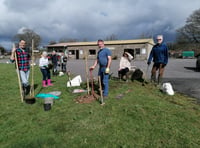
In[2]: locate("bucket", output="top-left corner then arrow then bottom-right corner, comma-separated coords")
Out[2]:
44,103 -> 51,111
44,97 -> 54,105
24,96 -> 36,104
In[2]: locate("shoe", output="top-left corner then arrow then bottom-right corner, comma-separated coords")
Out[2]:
24,85 -> 30,95
47,79 -> 53,86
42,80 -> 48,87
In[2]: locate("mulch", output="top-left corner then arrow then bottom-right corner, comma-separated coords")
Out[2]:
75,93 -> 100,104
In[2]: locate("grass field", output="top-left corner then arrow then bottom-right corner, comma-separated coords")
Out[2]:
0,63 -> 200,148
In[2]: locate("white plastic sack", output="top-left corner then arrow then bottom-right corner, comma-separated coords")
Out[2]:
59,71 -> 64,76
67,75 -> 82,87
161,82 -> 175,96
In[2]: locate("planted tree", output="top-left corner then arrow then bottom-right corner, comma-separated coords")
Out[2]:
13,28 -> 41,48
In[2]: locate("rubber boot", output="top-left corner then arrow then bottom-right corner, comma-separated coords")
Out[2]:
157,75 -> 163,87
47,79 -> 53,86
42,80 -> 47,87
151,74 -> 156,83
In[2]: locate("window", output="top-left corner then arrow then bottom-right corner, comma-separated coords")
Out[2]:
89,49 -> 96,55
135,48 -> 141,55
69,50 -> 75,55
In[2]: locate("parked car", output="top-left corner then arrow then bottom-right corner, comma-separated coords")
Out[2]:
196,55 -> 200,70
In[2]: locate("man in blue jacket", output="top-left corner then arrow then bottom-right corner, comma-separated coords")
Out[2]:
147,35 -> 168,85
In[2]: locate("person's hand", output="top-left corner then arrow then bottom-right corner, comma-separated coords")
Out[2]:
147,61 -> 151,65
44,65 -> 48,69
11,47 -> 16,53
89,66 -> 95,71
105,67 -> 110,74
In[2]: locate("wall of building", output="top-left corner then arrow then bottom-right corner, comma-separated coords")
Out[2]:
47,41 -> 153,60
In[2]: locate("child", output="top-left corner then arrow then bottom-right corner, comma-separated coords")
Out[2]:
39,51 -> 53,87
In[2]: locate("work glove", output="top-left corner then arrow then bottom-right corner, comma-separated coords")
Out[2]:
147,61 -> 151,65
105,67 -> 110,74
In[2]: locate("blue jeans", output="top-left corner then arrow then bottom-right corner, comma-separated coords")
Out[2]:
98,67 -> 109,96
40,68 -> 51,80
19,70 -> 30,87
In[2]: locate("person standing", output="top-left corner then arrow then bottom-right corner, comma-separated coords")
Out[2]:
60,52 -> 67,72
10,40 -> 31,94
39,51 -> 53,87
147,35 -> 169,85
51,50 -> 58,76
118,52 -> 133,80
90,39 -> 112,98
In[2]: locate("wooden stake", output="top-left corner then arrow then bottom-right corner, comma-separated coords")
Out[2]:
98,76 -> 105,105
85,51 -> 90,95
14,44 -> 24,102
30,39 -> 35,97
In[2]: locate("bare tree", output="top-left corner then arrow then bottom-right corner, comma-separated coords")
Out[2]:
138,32 -> 152,39
0,45 -> 6,55
13,28 -> 41,48
59,38 -> 78,43
104,34 -> 118,41
49,40 -> 57,45
177,8 -> 200,43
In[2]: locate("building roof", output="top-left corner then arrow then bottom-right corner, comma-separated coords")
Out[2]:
46,38 -> 154,48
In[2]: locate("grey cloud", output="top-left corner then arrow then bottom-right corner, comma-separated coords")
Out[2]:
1,0 -> 200,49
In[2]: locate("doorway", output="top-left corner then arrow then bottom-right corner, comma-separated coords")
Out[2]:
76,50 -> 79,59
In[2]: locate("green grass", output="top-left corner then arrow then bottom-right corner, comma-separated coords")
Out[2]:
0,63 -> 200,148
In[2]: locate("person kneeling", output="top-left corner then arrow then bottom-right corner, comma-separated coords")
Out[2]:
118,52 -> 133,80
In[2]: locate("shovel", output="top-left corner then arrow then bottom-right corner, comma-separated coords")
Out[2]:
24,39 -> 36,104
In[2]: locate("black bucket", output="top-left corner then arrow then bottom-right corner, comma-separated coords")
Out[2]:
24,97 -> 36,104
44,103 -> 51,111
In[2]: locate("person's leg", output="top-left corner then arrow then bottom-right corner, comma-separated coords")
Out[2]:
47,69 -> 53,86
40,69 -> 48,87
151,63 -> 158,83
118,70 -> 122,79
47,69 -> 51,79
20,70 -> 30,94
158,64 -> 166,85
19,70 -> 29,87
52,63 -> 57,75
124,67 -> 129,80
63,63 -> 66,72
61,63 -> 64,72
102,73 -> 109,97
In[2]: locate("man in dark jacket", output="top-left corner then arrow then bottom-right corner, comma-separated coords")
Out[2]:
51,51 -> 58,75
147,35 -> 168,85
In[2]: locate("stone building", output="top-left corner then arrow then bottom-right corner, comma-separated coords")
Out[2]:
46,38 -> 154,60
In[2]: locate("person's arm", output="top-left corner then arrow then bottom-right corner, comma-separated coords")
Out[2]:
147,49 -> 153,65
164,45 -> 169,64
10,47 -> 16,61
119,57 -> 123,70
90,59 -> 98,70
107,56 -> 112,68
126,52 -> 133,61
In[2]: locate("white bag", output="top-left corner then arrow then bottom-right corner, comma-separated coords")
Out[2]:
67,75 -> 82,87
161,82 -> 175,96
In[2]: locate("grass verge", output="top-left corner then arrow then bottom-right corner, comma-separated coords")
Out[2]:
0,63 -> 200,148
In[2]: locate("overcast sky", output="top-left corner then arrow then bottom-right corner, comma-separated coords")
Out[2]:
0,0 -> 200,49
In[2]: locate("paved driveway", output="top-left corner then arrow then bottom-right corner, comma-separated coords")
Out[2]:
66,58 -> 200,103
